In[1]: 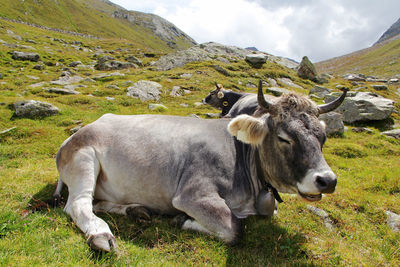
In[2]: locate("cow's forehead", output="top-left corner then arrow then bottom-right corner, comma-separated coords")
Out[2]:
276,112 -> 324,137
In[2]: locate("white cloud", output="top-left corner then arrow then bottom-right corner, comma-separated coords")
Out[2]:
110,0 -> 399,62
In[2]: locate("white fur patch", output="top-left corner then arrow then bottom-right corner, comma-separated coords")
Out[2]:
228,115 -> 268,145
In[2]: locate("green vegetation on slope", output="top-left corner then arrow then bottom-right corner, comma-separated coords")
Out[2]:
316,37 -> 400,77
0,18 -> 399,266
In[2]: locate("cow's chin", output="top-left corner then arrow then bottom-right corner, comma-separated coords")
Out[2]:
298,191 -> 322,202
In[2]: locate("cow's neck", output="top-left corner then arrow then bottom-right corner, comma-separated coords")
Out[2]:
221,92 -> 245,116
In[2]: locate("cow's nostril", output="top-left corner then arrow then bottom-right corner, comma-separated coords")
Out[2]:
315,174 -> 337,193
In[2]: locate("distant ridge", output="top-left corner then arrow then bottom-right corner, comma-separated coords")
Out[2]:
375,17 -> 400,45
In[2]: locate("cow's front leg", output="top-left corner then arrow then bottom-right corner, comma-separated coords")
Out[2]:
172,190 -> 242,244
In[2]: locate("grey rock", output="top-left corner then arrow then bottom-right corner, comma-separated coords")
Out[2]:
396,88 -> 400,97
245,53 -> 267,67
319,112 -> 344,136
213,65 -> 231,76
266,87 -> 291,96
11,51 -> 40,62
125,56 -> 143,66
324,92 -> 394,123
352,127 -> 373,134
45,87 -> 79,95
180,103 -> 189,108
33,64 -> 45,70
372,84 -> 388,90
13,100 -> 59,118
28,81 -> 46,88
105,84 -> 120,90
307,205 -> 335,231
310,86 -> 331,98
127,80 -> 162,102
50,75 -> 84,86
68,61 -> 82,67
296,56 -> 318,81
170,86 -> 184,97
278,78 -> 303,89
267,78 -> 278,87
180,73 -> 193,79
92,72 -> 124,80
148,103 -> 168,111
105,97 -> 115,101
381,129 -> 400,139
385,210 -> 400,232
96,60 -> 137,71
246,83 -> 257,88
194,102 -> 204,107
388,78 -> 399,84
343,74 -> 365,82
70,125 -> 82,134
64,84 -> 86,91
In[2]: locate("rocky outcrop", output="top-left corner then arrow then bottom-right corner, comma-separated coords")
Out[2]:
127,80 -> 162,102
95,56 -> 137,71
12,100 -> 59,118
385,210 -> 400,232
375,17 -> 400,44
296,56 -> 318,81
154,42 -> 298,71
245,54 -> 267,67
381,129 -> 400,139
324,92 -> 394,123
10,51 -> 40,62
309,86 -> 331,98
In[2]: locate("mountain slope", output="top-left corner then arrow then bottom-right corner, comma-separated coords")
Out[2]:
0,0 -> 195,51
375,17 -> 400,45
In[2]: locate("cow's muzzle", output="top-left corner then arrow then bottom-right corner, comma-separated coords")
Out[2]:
314,171 -> 337,194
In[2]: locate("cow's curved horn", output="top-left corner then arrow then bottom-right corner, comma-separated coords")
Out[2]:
318,87 -> 348,114
215,82 -> 220,89
257,80 -> 276,113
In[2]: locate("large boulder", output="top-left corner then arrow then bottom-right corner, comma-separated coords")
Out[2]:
245,54 -> 267,67
95,55 -> 137,71
319,112 -> 344,136
296,56 -> 317,81
127,80 -> 162,102
324,92 -> 394,123
310,85 -> 331,98
11,51 -> 40,62
13,100 -> 59,118
381,129 -> 400,139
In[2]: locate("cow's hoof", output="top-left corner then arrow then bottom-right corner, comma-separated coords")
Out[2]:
87,233 -> 116,252
172,213 -> 189,228
126,206 -> 151,222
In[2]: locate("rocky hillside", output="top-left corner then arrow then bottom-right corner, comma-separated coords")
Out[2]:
0,0 -> 196,51
375,17 -> 400,45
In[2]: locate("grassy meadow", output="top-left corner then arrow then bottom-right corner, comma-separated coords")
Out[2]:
0,18 -> 399,266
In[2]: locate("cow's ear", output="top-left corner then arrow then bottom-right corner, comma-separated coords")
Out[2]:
228,115 -> 268,145
217,91 -> 224,99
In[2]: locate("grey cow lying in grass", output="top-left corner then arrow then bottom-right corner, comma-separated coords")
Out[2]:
53,80 -> 347,252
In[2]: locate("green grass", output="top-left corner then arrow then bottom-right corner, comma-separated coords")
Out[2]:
0,17 -> 399,266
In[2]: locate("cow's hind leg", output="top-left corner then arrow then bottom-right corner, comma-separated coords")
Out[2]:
60,147 -> 116,252
172,191 -> 241,244
94,201 -> 152,222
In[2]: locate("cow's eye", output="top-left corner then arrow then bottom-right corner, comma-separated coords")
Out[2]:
278,135 -> 291,144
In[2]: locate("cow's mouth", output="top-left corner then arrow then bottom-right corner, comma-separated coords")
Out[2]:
298,191 -> 322,202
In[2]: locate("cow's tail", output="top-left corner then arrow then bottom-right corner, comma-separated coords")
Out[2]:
52,177 -> 64,207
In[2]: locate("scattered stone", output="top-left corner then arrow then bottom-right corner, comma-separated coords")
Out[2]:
0,127 -> 17,135
64,84 -> 86,91
352,127 -> 373,134
267,78 -> 278,87
324,92 -> 394,123
385,211 -> 400,232
245,53 -> 268,67
381,129 -> 400,139
310,85 -> 331,98
148,103 -> 168,111
277,78 -> 303,89
205,113 -> 220,118
388,78 -> 399,84
319,112 -> 344,136
307,205 -> 335,231
372,84 -> 388,90
170,86 -> 184,97
266,87 -> 291,96
246,83 -> 257,88
83,77 -> 96,83
26,75 -> 40,80
194,102 -> 204,107
105,84 -> 120,90
50,75 -> 84,86
91,72 -> 124,80
29,81 -> 46,88
125,56 -> 143,66
13,100 -> 59,118
33,64 -> 44,70
296,56 -> 318,82
127,80 -> 162,102
180,103 -> 189,108
45,88 -> 79,95
396,88 -> 400,97
68,61 -> 82,67
10,51 -> 40,62
343,73 -> 365,82
180,73 -> 193,79
95,55 -> 137,71
7,29 -> 22,40
122,81 -> 134,87
105,97 -> 115,101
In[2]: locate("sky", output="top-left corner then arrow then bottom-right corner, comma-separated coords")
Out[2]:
110,0 -> 399,62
